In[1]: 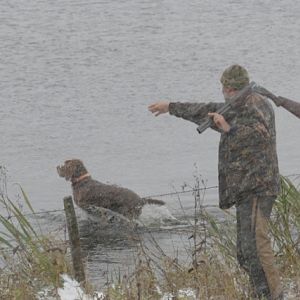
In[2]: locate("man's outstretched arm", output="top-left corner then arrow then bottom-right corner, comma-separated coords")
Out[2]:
148,101 -> 225,128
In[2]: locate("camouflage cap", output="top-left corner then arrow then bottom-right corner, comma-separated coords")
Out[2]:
220,64 -> 250,90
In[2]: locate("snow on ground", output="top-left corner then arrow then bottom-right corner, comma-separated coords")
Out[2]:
161,289 -> 197,299
58,274 -> 105,300
37,274 -> 105,300
38,274 -> 298,299
57,275 -> 196,300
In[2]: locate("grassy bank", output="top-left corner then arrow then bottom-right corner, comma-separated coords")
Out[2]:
0,170 -> 299,299
0,167 -> 71,299
102,176 -> 300,299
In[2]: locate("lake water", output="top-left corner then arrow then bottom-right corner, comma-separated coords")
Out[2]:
1,0 -> 300,288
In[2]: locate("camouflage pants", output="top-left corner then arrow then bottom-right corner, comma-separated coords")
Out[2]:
236,195 -> 283,300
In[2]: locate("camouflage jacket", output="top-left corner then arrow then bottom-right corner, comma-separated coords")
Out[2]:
169,93 -> 280,209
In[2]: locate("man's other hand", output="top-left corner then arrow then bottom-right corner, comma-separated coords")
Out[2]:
148,102 -> 170,116
208,112 -> 231,133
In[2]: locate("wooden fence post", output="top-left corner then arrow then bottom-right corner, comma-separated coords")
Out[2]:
63,196 -> 85,283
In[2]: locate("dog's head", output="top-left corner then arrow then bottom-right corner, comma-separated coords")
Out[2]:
57,159 -> 88,182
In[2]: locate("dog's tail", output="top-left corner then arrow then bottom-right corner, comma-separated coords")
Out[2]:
142,198 -> 165,206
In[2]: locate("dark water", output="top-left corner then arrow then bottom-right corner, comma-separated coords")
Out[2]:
1,0 -> 300,288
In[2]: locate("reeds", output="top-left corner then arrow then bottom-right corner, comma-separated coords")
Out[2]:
0,168 -> 299,299
0,168 -> 70,299
269,176 -> 300,288
103,175 -> 300,299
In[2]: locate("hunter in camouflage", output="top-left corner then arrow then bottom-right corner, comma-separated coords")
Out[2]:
148,65 -> 283,300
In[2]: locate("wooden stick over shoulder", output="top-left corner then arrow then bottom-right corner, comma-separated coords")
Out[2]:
254,84 -> 300,119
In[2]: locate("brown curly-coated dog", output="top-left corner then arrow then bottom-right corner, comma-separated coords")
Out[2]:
57,159 -> 165,219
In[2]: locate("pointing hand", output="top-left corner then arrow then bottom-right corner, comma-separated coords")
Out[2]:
148,102 -> 170,117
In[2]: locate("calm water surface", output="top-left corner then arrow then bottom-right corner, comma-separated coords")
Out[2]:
1,0 -> 300,287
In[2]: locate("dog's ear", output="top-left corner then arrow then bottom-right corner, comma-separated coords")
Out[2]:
64,159 -> 88,180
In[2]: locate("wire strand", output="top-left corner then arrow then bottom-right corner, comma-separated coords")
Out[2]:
3,172 -> 300,219
3,185 -> 219,219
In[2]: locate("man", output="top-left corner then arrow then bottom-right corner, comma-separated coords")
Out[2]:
148,65 -> 283,300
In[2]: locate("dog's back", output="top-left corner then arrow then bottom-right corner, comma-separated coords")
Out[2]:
72,178 -> 144,218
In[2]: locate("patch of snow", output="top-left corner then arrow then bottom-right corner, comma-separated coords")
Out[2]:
161,288 -> 196,299
37,287 -> 57,300
161,292 -> 174,300
178,289 -> 196,298
58,274 -> 105,300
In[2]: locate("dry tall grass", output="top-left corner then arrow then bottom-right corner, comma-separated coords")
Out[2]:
0,168 -> 299,299
0,167 -> 70,299
103,176 -> 300,299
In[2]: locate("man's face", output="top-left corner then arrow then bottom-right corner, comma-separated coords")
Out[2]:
222,86 -> 237,102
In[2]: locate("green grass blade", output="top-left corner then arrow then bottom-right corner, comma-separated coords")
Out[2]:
0,235 -> 14,248
18,185 -> 35,214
